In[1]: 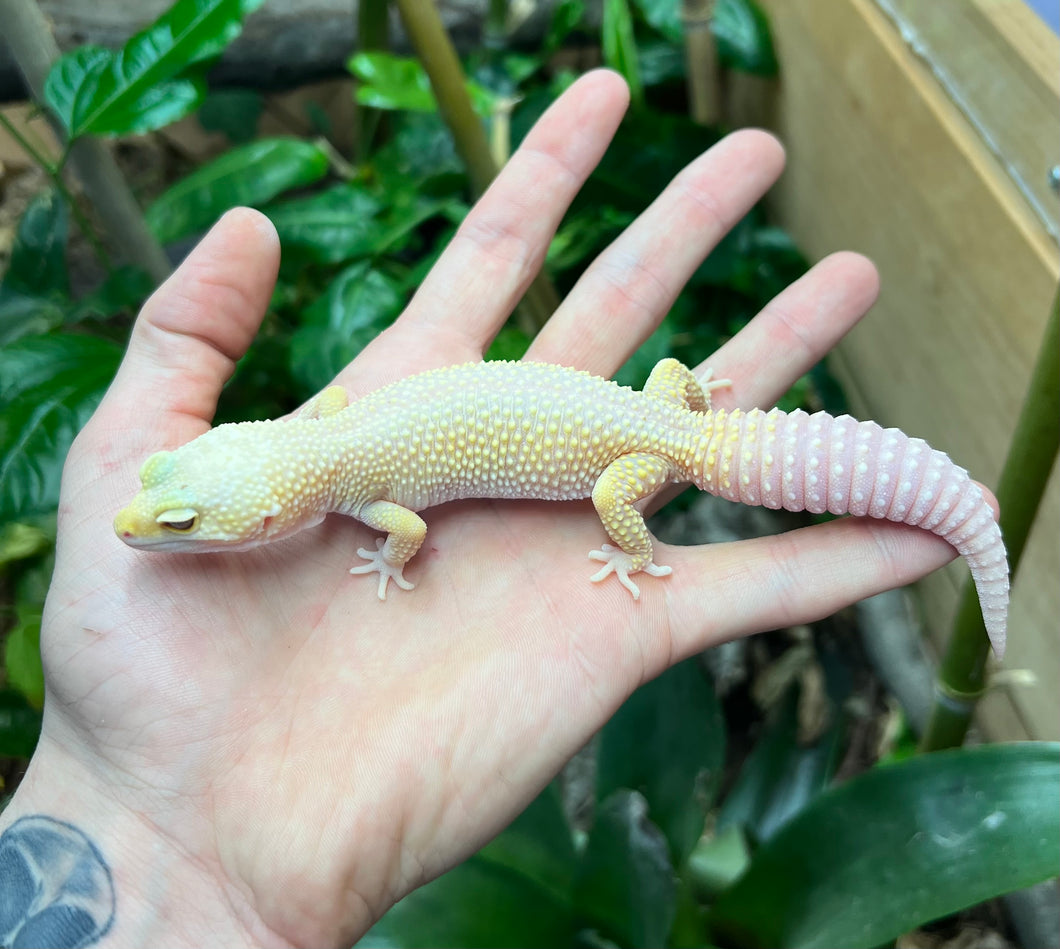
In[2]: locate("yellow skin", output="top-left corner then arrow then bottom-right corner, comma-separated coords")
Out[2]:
113,359 -> 732,599
1,72 -> 991,949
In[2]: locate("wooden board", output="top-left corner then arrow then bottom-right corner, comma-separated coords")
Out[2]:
745,0 -> 1059,740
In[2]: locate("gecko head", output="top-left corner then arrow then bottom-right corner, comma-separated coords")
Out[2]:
114,422 -> 301,552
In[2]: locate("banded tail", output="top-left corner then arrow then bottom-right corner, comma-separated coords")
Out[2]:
695,407 -> 1009,656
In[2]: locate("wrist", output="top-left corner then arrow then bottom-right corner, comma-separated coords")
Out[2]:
1,735 -> 291,949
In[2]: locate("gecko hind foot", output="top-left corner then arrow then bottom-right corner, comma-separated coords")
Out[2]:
349,538 -> 415,600
588,544 -> 672,599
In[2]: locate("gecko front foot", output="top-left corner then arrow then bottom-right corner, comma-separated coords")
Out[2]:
588,544 -> 672,599
349,538 -> 415,600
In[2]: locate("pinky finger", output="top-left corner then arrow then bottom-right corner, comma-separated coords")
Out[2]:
661,516 -> 959,660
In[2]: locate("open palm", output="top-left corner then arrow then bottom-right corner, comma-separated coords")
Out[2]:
26,71 -> 959,947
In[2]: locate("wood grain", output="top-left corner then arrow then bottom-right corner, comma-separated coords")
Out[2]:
744,0 -> 1059,740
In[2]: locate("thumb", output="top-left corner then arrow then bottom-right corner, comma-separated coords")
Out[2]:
96,208 -> 280,446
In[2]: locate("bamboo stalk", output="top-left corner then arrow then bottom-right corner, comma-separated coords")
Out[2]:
919,289 -> 1060,751
0,0 -> 171,283
683,0 -> 720,126
393,0 -> 559,328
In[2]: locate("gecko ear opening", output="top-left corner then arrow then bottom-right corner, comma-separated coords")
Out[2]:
156,509 -> 199,533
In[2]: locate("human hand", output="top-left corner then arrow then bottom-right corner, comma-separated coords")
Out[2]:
2,71 -> 962,948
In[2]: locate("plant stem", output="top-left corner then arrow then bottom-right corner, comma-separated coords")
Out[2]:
683,0 -> 720,125
0,111 -> 112,265
354,0 -> 390,162
393,0 -> 498,197
393,0 -> 559,328
0,0 -> 171,284
919,289 -> 1060,751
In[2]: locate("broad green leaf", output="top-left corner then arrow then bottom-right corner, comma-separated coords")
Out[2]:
602,0 -> 644,107
348,52 -> 498,116
66,267 -> 154,324
358,792 -> 577,948
264,184 -> 385,265
44,0 -> 267,138
350,52 -> 436,112
197,88 -> 264,143
712,0 -> 778,76
0,288 -> 65,346
358,860 -> 576,948
4,189 -> 69,299
0,689 -> 42,758
638,38 -> 687,86
371,196 -> 466,260
4,604 -> 44,709
476,784 -> 578,903
631,0 -> 682,43
716,686 -> 843,844
545,0 -> 587,55
708,743 -> 1060,949
0,333 -> 122,520
547,206 -> 633,273
371,112 -> 464,192
686,823 -> 752,898
0,190 -> 70,344
597,658 -> 726,864
289,262 -> 404,392
575,790 -> 676,949
146,138 -> 330,245
0,522 -> 52,567
485,325 -> 532,362
575,112 -> 716,215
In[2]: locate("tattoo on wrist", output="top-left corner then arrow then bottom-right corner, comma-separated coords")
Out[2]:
0,815 -> 115,947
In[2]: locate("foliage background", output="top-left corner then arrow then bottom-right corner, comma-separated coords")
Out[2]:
0,0 -> 1056,946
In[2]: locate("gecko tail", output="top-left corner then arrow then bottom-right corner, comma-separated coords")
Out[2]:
695,407 -> 1009,657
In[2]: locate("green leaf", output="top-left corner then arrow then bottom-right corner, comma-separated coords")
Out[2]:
44,0 -> 267,138
485,325 -> 532,362
0,189 -> 71,345
602,0 -> 644,107
545,0 -> 587,55
264,183 -> 385,265
597,658 -> 726,864
0,689 -> 42,758
638,37 -> 687,86
197,88 -> 264,143
348,52 -> 498,116
575,790 -> 676,949
0,288 -> 66,346
712,0 -> 778,76
630,0 -> 682,43
359,861 -> 575,948
145,138 -> 330,245
371,112 -> 465,192
0,522 -> 52,567
708,743 -> 1060,949
546,206 -> 633,274
350,52 -> 436,112
0,333 -> 122,520
476,784 -> 578,903
4,604 -> 44,709
288,262 -> 404,392
686,823 -> 752,898
358,789 -> 577,947
5,189 -> 69,299
575,112 -> 716,215
67,267 -> 154,324
716,686 -> 843,844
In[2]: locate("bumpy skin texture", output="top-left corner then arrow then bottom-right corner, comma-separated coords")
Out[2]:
114,358 -> 1009,655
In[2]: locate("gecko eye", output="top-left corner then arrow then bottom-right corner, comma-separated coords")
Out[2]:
156,509 -> 199,533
